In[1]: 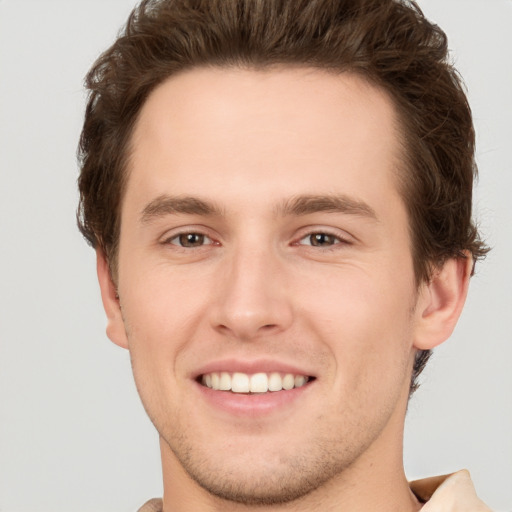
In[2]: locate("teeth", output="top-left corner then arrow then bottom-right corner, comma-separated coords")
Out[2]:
294,375 -> 307,387
219,372 -> 231,391
268,372 -> 283,392
282,374 -> 295,390
250,373 -> 268,393
201,371 -> 310,393
232,372 -> 250,392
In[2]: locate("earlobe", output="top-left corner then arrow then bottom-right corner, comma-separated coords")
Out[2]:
413,255 -> 473,351
96,249 -> 129,349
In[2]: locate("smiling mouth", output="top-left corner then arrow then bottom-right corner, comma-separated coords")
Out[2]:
199,372 -> 313,394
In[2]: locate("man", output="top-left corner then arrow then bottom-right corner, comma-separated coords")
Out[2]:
77,0 -> 490,510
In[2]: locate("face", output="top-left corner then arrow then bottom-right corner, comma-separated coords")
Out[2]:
109,67 -> 425,504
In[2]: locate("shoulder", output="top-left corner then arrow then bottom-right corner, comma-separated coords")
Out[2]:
137,497 -> 163,512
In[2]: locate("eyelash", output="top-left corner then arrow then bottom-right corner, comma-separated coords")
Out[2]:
164,232 -> 216,248
162,229 -> 351,250
296,232 -> 351,249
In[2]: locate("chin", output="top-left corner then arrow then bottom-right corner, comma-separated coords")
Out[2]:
162,431 -> 358,506
183,458 -> 337,506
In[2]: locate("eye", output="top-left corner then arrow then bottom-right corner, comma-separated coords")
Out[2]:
299,232 -> 345,247
167,232 -> 214,248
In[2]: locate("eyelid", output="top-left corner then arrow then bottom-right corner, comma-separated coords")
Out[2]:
293,226 -> 355,247
159,225 -> 219,246
168,233 -> 214,246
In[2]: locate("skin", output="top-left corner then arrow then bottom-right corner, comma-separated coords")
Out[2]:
97,67 -> 472,511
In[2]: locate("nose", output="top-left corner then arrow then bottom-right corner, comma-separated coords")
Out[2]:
210,244 -> 294,341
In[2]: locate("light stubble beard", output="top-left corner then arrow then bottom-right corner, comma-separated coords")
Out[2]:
158,410 -> 385,507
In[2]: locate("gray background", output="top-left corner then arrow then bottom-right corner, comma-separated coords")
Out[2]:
0,0 -> 510,510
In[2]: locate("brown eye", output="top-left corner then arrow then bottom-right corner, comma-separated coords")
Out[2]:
169,233 -> 211,247
307,233 -> 339,247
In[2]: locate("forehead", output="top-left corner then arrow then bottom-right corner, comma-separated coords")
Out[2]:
126,66 -> 403,216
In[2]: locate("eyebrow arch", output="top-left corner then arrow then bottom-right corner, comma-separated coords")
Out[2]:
140,195 -> 224,224
277,194 -> 378,220
140,193 -> 377,224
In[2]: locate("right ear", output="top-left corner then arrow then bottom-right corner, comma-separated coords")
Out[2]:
96,249 -> 129,349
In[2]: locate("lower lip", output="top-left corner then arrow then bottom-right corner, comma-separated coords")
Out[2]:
194,380 -> 314,417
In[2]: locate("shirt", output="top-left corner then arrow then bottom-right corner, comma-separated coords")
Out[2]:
410,470 -> 492,511
138,470 -> 492,511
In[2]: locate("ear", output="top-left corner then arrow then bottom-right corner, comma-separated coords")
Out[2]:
96,249 -> 129,349
413,255 -> 473,350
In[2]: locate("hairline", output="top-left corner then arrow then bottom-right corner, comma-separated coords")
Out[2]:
108,63 -> 427,286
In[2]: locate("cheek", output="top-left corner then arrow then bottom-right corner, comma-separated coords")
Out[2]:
296,265 -> 415,386
120,274 -> 193,424
120,261 -> 209,338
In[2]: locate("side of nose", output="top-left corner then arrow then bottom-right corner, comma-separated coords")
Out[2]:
209,244 -> 294,341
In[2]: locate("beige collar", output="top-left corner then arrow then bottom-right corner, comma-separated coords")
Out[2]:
410,470 -> 492,511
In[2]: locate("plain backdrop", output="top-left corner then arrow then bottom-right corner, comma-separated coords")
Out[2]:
0,0 -> 511,511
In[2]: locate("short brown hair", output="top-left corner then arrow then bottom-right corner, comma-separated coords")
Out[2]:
77,0 -> 488,391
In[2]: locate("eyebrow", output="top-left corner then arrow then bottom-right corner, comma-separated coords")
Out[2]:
140,193 -> 378,224
276,194 -> 378,220
140,195 -> 224,223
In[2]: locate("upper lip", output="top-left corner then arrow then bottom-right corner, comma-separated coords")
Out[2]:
192,358 -> 316,379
